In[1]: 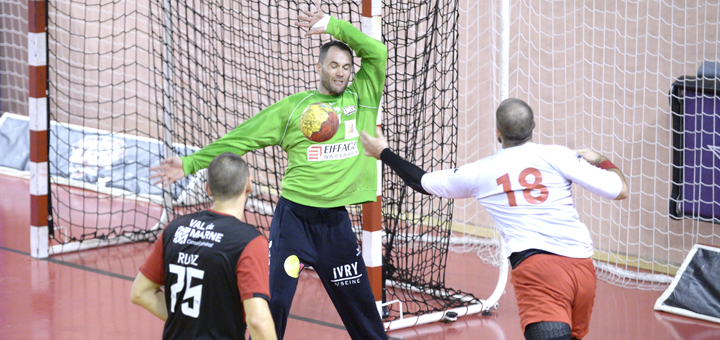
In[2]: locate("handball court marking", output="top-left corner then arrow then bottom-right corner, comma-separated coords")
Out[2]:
0,245 -> 403,340
1,175 -> 718,339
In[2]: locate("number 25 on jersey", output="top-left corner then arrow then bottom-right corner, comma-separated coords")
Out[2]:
496,167 -> 548,206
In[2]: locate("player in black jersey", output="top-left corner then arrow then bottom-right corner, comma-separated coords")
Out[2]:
131,152 -> 276,340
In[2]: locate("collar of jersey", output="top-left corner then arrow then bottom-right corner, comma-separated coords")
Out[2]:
314,90 -> 342,102
208,209 -> 233,217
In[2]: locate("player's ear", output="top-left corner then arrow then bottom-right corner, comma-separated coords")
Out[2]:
316,62 -> 322,75
245,177 -> 252,194
205,182 -> 212,197
496,128 -> 503,144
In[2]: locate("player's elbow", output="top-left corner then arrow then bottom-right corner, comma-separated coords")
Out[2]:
367,41 -> 388,65
246,313 -> 275,338
614,191 -> 629,200
409,183 -> 431,195
608,169 -> 629,200
614,184 -> 629,200
129,275 -> 154,307
378,44 -> 388,61
129,286 -> 144,306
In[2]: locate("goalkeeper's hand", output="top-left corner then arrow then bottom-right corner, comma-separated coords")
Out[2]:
149,156 -> 185,188
295,0 -> 328,37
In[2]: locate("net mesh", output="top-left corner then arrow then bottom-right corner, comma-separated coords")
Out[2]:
511,0 -> 720,289
455,0 -> 720,290
46,0 -> 163,244
2,0 -> 719,324
381,0 -> 483,315
44,0 -> 479,319
0,0 -> 28,116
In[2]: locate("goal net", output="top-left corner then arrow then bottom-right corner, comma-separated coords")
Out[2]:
455,0 -> 720,291
39,0 -> 492,326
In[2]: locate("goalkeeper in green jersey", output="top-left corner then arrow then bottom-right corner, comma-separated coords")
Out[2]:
149,1 -> 388,339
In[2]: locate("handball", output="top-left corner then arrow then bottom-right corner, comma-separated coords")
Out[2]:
300,102 -> 339,143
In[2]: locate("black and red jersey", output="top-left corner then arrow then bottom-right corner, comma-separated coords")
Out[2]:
140,210 -> 269,340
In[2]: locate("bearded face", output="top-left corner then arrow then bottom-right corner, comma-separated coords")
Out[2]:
317,46 -> 353,96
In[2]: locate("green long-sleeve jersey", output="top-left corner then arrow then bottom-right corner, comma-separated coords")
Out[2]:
182,17 -> 388,208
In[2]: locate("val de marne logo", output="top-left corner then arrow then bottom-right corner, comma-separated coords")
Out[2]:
173,226 -> 191,244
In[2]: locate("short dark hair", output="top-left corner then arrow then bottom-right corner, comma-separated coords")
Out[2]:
207,152 -> 249,201
318,40 -> 353,64
496,98 -> 535,143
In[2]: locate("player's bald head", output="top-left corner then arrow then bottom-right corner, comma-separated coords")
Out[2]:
496,98 -> 535,144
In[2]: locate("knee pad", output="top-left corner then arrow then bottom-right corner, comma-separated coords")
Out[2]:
524,321 -> 572,340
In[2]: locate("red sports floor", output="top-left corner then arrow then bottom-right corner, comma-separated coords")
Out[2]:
1,173 -> 719,340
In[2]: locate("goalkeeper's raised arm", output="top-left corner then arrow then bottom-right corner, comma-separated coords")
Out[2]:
296,1 -> 387,105
149,1 -> 387,192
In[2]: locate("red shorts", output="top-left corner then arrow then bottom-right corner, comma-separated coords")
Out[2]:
510,254 -> 596,339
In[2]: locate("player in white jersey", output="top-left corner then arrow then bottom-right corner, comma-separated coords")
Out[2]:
361,98 -> 628,340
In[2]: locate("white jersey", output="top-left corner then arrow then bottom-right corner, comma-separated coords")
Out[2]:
421,143 -> 622,259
